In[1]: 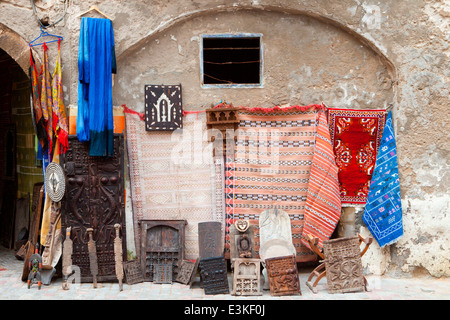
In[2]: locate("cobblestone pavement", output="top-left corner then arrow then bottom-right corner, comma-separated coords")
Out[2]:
1,246 -> 448,301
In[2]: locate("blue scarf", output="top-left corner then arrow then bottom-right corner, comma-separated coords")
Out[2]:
77,17 -> 116,156
363,111 -> 403,247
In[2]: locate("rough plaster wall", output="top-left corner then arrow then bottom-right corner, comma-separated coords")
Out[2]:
0,0 -> 448,277
114,9 -> 393,112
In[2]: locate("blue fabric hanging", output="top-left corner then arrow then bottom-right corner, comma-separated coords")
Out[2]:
77,17 -> 116,156
363,111 -> 403,247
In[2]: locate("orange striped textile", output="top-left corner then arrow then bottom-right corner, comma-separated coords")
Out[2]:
225,105 -> 341,261
302,110 -> 342,250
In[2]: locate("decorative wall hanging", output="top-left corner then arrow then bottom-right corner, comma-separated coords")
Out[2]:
125,112 -> 221,260
327,108 -> 386,205
139,220 -> 186,282
144,84 -> 183,131
265,255 -> 301,296
175,259 -> 199,286
206,104 -> 240,156
44,162 -> 65,202
231,258 -> 262,296
61,134 -> 126,283
198,221 -> 223,259
363,111 -> 403,247
199,256 -> 229,295
225,105 -> 341,260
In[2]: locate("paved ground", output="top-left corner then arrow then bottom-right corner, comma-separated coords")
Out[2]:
1,245 -> 448,301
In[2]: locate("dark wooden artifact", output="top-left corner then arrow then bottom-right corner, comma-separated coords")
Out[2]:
140,220 -> 186,282
305,233 -> 373,294
265,255 -> 301,296
205,104 -> 240,157
61,134 -> 126,283
198,221 -> 223,259
27,246 -> 42,290
175,259 -> 199,287
232,258 -> 262,296
21,183 -> 44,281
144,84 -> 183,131
123,260 -> 145,285
199,256 -> 229,295
229,220 -> 255,263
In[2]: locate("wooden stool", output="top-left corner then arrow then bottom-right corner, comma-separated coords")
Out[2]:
305,234 -> 373,294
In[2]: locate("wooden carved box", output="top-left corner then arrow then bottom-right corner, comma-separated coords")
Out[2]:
199,256 -> 229,295
265,255 -> 301,296
323,236 -> 365,294
145,84 -> 183,131
61,134 -> 126,283
232,258 -> 262,296
140,220 -> 186,282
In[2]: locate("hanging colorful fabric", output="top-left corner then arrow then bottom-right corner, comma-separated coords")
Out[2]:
29,48 -> 48,151
77,17 -> 116,156
327,108 -> 386,205
363,111 -> 403,247
40,42 -> 53,161
51,39 -> 69,154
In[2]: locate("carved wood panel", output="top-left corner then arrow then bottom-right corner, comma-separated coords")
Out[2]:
61,134 -> 126,283
232,258 -> 262,296
198,221 -> 223,259
140,220 -> 186,282
265,255 -> 301,296
199,256 -> 229,295
323,236 -> 365,294
145,84 -> 183,131
175,259 -> 199,286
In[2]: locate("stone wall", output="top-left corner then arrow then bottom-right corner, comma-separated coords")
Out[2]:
0,0 -> 448,277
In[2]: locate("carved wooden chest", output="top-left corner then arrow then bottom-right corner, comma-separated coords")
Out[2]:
323,236 -> 365,293
199,256 -> 229,295
265,255 -> 301,296
140,220 -> 186,282
232,258 -> 262,296
61,134 -> 126,283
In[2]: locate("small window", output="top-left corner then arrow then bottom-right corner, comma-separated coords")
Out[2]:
201,34 -> 263,88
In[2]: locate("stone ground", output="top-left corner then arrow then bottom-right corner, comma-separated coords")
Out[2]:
1,245 -> 448,302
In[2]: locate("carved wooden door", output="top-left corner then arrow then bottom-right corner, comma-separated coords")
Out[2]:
140,220 -> 186,282
61,134 -> 126,283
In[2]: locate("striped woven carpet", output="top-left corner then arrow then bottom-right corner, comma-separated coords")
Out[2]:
225,105 -> 341,261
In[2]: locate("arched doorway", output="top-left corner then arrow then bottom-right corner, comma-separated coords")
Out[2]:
0,48 -> 43,250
